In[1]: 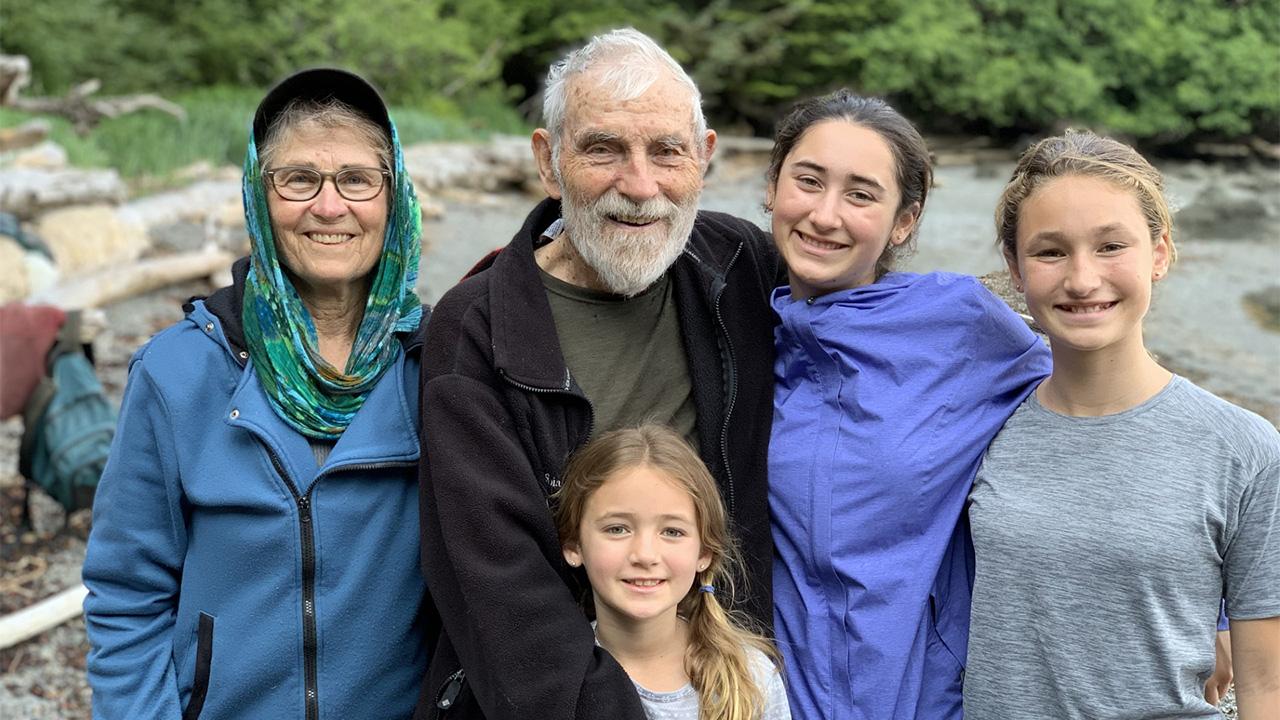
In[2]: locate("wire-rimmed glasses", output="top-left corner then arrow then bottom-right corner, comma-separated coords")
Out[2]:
263,166 -> 391,202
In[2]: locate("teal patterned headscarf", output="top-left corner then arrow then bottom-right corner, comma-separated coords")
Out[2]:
240,113 -> 422,440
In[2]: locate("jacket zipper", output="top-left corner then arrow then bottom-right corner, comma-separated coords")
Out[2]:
497,368 -> 596,443
712,242 -> 744,517
435,668 -> 466,712
264,448 -> 321,720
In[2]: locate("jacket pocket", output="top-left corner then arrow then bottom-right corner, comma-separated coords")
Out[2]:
182,612 -> 215,720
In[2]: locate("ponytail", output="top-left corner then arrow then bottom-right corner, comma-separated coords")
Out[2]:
682,559 -> 781,720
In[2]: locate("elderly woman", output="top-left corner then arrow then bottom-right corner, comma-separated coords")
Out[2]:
83,68 -> 429,719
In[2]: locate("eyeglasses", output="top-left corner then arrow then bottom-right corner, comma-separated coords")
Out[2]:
263,166 -> 391,202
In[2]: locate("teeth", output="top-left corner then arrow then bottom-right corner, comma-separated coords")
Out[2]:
309,233 -> 352,245
799,233 -> 842,250
628,579 -> 662,587
1062,302 -> 1114,314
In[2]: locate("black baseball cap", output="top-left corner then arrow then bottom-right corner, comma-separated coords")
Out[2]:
252,67 -> 392,146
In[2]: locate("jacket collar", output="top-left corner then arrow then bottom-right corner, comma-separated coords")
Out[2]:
488,197 -> 743,389
187,256 -> 251,365
187,256 -> 423,369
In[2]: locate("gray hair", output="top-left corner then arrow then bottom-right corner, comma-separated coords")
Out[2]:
542,28 -> 707,163
258,98 -> 392,172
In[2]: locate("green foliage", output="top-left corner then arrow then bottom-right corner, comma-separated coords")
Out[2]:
0,88 -> 523,179
2,0 -> 1277,145
0,108 -> 111,167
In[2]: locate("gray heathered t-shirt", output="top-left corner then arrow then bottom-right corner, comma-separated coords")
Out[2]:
591,622 -> 791,719
966,376 -> 1280,720
630,647 -> 791,720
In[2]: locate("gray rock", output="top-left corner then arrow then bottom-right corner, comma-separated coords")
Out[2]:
1176,180 -> 1277,241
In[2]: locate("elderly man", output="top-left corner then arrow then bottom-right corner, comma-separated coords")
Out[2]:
416,29 -> 780,719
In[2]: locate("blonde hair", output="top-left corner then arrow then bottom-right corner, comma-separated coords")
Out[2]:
995,130 -> 1176,266
554,425 -> 780,720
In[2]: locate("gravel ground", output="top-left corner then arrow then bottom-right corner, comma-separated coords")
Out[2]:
1,282 -> 214,719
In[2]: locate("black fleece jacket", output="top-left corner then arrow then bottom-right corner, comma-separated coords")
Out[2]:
414,198 -> 781,719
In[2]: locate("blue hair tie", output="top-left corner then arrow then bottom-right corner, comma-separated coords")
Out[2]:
699,584 -> 716,594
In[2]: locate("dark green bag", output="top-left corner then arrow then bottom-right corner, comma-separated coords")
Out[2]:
19,312 -> 117,515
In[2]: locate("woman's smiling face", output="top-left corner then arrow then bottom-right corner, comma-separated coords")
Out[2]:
1009,174 -> 1170,357
265,125 -> 388,300
767,120 -> 918,299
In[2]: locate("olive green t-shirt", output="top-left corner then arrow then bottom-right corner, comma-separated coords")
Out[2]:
541,268 -> 698,448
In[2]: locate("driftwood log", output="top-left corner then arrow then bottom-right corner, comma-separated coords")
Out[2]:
0,119 -> 49,153
0,55 -> 185,134
31,247 -> 233,310
0,583 -> 87,650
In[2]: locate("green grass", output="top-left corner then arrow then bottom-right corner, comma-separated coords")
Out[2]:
0,86 -> 530,180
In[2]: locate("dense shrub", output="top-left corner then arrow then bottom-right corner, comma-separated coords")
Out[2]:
3,0 -> 1277,144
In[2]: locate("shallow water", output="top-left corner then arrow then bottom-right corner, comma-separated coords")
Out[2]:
420,158 -> 1280,423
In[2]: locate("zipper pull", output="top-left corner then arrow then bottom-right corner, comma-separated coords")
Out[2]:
437,669 -> 465,710
298,495 -> 311,523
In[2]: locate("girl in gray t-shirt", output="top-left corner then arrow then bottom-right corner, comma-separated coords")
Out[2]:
555,425 -> 791,720
966,132 -> 1280,719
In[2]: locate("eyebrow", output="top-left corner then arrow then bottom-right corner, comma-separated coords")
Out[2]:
273,161 -> 376,171
596,511 -> 695,524
575,130 -> 622,148
1028,224 -> 1139,243
790,159 -> 886,192
653,135 -> 688,149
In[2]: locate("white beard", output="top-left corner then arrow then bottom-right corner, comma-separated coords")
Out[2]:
559,185 -> 698,297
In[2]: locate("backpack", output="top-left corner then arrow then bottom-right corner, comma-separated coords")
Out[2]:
18,311 -> 117,519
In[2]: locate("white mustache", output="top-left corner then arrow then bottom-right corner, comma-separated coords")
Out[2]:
591,190 -> 678,222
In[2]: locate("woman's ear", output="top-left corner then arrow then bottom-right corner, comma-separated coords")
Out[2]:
1004,249 -> 1025,294
1152,228 -> 1172,282
891,202 -> 921,246
562,541 -> 582,568
764,182 -> 776,213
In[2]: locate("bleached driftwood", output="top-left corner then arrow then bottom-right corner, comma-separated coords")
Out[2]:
0,167 -> 127,219
31,247 -> 232,309
0,56 -> 186,134
0,583 -> 87,650
0,54 -> 31,106
0,119 -> 49,153
10,78 -> 187,134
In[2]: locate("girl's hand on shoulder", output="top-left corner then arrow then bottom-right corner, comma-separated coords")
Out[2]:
1204,629 -> 1232,705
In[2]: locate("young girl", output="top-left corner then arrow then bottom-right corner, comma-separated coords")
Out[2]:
966,132 -> 1280,718
555,424 -> 792,720
765,91 -> 1051,719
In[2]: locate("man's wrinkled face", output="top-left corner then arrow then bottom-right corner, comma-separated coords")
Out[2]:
551,72 -> 709,296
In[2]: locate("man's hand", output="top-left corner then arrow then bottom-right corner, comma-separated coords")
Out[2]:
1205,629 -> 1232,705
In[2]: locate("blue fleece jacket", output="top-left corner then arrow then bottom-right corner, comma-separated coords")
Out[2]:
83,298 -> 428,720
769,272 -> 1050,720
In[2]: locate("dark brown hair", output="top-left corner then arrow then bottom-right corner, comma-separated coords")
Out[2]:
767,90 -> 933,278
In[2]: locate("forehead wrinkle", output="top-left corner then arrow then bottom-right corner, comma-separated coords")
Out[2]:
562,70 -> 698,140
